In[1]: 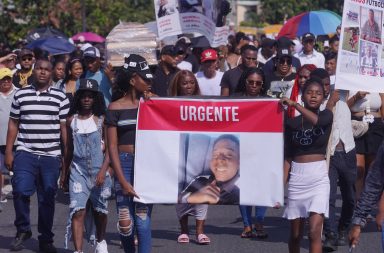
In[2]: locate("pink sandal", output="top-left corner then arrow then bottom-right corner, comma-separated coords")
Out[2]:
177,234 -> 190,243
197,234 -> 211,245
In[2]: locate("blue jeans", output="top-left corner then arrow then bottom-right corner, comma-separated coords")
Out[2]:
381,221 -> 384,253
324,149 -> 357,234
239,205 -> 267,227
12,150 -> 61,243
115,153 -> 153,253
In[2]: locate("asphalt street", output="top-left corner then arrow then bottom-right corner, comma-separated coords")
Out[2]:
0,189 -> 382,253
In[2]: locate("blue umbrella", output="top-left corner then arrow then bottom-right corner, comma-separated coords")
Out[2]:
278,10 -> 342,38
26,36 -> 76,55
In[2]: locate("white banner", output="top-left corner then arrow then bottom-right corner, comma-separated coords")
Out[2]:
154,0 -> 229,47
336,0 -> 384,92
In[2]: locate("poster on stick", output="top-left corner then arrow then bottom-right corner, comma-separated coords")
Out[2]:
336,0 -> 384,92
153,0 -> 229,47
134,98 -> 284,206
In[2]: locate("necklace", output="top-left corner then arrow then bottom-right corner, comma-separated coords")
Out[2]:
301,110 -> 319,130
19,69 -> 32,87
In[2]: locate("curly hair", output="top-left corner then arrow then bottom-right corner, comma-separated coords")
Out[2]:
168,70 -> 201,96
68,90 -> 106,117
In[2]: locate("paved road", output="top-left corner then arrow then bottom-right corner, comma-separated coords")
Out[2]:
0,189 -> 382,253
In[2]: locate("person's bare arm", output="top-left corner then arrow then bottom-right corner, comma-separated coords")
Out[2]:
5,118 -> 19,171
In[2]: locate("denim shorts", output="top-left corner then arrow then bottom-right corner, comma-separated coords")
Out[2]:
69,162 -> 112,213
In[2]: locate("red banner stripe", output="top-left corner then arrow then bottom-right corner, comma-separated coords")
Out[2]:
138,98 -> 283,132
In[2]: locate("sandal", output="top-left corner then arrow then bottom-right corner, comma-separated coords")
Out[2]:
240,230 -> 253,238
197,234 -> 211,245
253,224 -> 268,239
177,234 -> 190,243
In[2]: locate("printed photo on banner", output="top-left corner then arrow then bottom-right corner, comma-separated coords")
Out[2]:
359,40 -> 379,76
156,0 -> 178,18
360,7 -> 382,44
339,51 -> 359,74
342,27 -> 360,53
178,133 -> 240,205
154,0 -> 229,47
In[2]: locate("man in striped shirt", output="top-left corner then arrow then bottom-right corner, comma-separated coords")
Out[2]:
5,58 -> 69,253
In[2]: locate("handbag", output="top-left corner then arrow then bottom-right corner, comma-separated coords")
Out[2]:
351,119 -> 369,138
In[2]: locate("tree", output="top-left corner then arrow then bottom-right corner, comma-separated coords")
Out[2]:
257,0 -> 342,24
0,0 -> 155,47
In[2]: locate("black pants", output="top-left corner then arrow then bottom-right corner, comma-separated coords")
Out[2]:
324,148 -> 357,234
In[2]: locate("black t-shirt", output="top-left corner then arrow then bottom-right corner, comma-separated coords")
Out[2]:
220,63 -> 264,96
105,108 -> 138,145
13,70 -> 35,88
152,65 -> 179,97
284,109 -> 333,158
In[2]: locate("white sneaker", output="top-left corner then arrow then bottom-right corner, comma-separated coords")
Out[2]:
95,240 -> 108,253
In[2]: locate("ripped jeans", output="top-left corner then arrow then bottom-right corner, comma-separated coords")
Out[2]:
115,152 -> 153,253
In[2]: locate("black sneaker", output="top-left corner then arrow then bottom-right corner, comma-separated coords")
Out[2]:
323,232 -> 338,252
39,242 -> 57,253
10,231 -> 32,251
337,230 -> 347,246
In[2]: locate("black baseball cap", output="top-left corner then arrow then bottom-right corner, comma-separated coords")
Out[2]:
277,37 -> 295,48
123,54 -> 153,80
276,48 -> 292,59
302,33 -> 315,42
160,45 -> 177,56
78,79 -> 99,92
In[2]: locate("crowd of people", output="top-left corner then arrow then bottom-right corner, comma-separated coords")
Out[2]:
0,26 -> 384,253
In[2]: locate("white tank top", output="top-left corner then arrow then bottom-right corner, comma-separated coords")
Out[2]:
349,92 -> 382,113
70,115 -> 98,134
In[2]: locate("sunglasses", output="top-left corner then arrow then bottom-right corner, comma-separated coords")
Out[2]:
246,80 -> 263,86
245,57 -> 257,61
22,57 -> 33,62
279,58 -> 292,65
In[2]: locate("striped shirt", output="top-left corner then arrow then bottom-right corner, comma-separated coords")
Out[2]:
10,85 -> 70,156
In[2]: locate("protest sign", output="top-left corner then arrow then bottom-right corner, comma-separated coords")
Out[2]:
134,98 -> 284,206
153,0 -> 229,47
336,0 -> 384,92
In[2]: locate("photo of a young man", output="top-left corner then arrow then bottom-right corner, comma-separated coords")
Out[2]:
178,134 -> 240,205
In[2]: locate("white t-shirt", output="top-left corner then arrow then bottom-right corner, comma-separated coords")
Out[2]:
195,71 -> 224,96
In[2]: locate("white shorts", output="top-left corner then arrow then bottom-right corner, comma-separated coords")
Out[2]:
283,160 -> 330,220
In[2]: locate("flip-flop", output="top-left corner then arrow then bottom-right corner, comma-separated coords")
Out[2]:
177,234 -> 190,243
197,234 -> 211,245
240,230 -> 253,238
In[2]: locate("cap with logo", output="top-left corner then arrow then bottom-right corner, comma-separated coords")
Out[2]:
123,54 -> 153,80
302,33 -> 315,42
200,49 -> 218,62
78,78 -> 99,92
277,48 -> 292,59
83,46 -> 101,58
0,68 -> 13,80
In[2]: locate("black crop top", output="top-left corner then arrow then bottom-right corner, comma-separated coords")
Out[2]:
105,108 -> 138,145
284,109 -> 333,158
